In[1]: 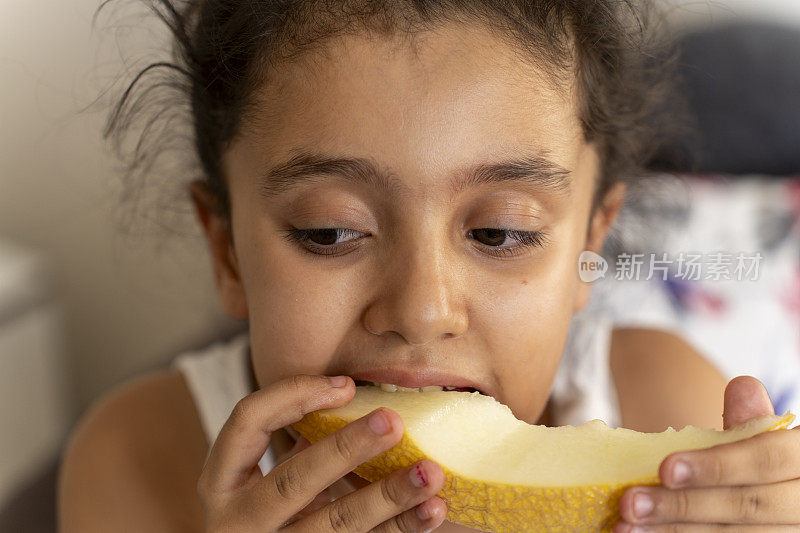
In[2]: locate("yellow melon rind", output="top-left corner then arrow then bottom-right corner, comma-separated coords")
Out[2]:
293,411 -> 795,532
294,413 -> 663,532
768,412 -> 795,431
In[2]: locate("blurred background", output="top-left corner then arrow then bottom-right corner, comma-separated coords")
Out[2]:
1,0 -> 799,531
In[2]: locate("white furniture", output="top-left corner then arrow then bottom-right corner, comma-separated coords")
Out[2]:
0,239 -> 72,509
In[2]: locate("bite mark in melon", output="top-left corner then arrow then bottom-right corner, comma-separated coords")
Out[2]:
292,386 -> 795,532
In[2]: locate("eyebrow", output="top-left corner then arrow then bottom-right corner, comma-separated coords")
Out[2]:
257,149 -> 571,198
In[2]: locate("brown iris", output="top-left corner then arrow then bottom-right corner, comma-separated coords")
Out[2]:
472,228 -> 507,246
307,229 -> 339,245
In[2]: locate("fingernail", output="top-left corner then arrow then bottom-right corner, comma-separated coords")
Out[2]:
415,499 -> 433,520
672,460 -> 692,486
633,491 -> 653,519
367,409 -> 392,435
410,462 -> 428,487
328,375 -> 348,388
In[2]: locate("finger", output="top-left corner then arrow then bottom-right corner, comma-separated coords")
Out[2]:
723,376 -> 774,430
659,429 -> 800,489
326,472 -> 368,502
245,433 -> 311,490
198,374 -> 353,496
275,435 -> 312,465
279,489 -> 336,528
284,459 -> 446,532
249,407 -> 404,528
372,496 -> 448,533
614,521 -> 800,532
271,433 -> 317,513
285,424 -> 303,441
617,478 -> 800,526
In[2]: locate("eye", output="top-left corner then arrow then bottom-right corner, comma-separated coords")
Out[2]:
471,228 -> 508,247
282,227 -> 368,256
468,228 -> 548,257
305,229 -> 342,245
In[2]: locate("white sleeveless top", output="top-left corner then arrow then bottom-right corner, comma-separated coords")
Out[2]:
172,303 -> 621,477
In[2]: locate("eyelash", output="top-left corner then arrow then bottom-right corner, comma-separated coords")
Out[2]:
281,227 -> 548,258
281,228 -> 368,256
468,229 -> 549,258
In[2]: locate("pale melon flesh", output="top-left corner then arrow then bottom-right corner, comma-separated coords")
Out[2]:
293,386 -> 795,532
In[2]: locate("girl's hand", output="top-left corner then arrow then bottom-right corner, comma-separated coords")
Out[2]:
614,376 -> 800,532
197,374 -> 447,532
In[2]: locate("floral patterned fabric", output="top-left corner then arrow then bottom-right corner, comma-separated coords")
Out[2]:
590,174 -> 800,417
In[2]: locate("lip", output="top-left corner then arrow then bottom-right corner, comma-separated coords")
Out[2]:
348,368 -> 491,397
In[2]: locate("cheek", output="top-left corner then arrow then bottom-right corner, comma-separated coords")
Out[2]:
473,230 -> 582,422
477,224 -> 582,327
239,236 -> 365,386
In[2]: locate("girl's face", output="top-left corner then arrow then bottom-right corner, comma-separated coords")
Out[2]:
198,22 -> 620,424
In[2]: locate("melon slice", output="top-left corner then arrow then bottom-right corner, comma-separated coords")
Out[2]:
292,386 -> 794,532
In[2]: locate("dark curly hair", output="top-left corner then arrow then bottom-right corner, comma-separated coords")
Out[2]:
99,0 -> 687,228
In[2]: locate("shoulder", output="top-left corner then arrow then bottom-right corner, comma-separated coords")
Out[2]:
58,368 -> 208,532
609,327 -> 728,432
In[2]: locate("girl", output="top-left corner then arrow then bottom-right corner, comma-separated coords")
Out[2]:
59,0 -> 800,531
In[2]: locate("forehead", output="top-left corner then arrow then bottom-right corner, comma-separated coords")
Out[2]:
234,22 -> 584,187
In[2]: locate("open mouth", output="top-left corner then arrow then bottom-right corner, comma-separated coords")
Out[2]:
354,380 -> 484,395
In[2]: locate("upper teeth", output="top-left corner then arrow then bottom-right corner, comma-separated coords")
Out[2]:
366,382 -> 456,393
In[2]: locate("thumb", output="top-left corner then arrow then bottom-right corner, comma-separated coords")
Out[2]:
723,375 -> 774,430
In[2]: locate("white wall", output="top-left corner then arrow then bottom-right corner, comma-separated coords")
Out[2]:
0,0 -> 243,473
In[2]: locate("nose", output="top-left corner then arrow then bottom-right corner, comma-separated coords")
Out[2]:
362,245 -> 468,345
